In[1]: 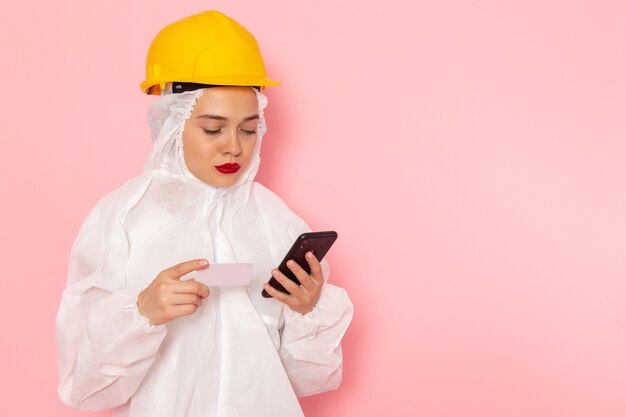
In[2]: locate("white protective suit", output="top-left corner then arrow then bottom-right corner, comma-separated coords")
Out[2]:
55,87 -> 353,417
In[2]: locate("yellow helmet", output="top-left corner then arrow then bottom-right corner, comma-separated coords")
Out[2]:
141,10 -> 281,95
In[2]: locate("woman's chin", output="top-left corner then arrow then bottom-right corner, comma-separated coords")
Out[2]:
195,172 -> 242,188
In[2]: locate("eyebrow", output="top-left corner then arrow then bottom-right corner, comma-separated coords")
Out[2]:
196,114 -> 259,122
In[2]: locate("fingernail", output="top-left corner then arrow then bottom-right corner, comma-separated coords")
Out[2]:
272,269 -> 279,277
287,260 -> 295,267
306,252 -> 314,259
199,259 -> 208,266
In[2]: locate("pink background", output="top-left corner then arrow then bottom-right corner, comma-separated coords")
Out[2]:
1,0 -> 626,416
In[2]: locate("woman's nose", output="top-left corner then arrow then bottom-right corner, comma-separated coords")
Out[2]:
223,129 -> 242,156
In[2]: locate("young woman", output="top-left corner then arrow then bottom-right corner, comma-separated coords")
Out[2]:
56,10 -> 353,417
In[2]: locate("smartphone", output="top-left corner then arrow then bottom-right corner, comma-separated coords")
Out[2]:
262,231 -> 338,298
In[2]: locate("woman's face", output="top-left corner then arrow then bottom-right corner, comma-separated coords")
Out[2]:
182,86 -> 259,187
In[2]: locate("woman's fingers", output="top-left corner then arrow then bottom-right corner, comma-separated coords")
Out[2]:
138,259 -> 211,325
266,253 -> 325,315
174,279 -> 210,298
171,293 -> 204,307
286,255 -> 318,290
165,259 -> 209,280
263,282 -> 291,304
304,252 -> 324,284
168,304 -> 199,320
272,268 -> 302,296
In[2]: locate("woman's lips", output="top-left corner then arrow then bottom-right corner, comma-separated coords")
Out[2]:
215,163 -> 241,174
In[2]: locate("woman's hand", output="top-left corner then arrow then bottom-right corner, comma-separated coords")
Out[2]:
263,251 -> 324,315
137,259 -> 211,325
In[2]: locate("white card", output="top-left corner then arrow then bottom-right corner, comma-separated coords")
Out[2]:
188,263 -> 254,286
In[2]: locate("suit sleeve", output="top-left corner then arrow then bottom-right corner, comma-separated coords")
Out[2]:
55,198 -> 167,411
278,277 -> 354,397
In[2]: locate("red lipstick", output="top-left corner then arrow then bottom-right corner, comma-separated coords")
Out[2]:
215,163 -> 241,174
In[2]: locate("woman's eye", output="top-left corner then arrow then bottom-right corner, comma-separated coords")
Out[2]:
241,129 -> 257,135
203,128 -> 221,135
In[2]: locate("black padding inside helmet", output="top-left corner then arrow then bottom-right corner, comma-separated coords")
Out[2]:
172,82 -> 216,93
172,82 -> 260,93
